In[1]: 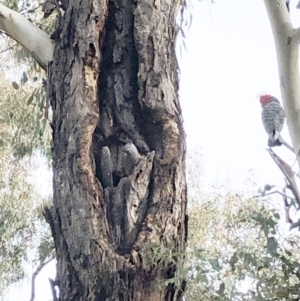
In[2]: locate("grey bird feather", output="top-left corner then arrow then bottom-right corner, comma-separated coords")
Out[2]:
260,95 -> 294,152
261,97 -> 285,147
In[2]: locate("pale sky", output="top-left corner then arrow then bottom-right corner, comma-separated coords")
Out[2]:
6,0 -> 300,299
180,0 -> 300,193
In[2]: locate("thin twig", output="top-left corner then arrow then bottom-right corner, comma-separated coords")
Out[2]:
283,186 -> 293,223
254,189 -> 295,200
48,277 -> 59,301
278,135 -> 294,153
20,6 -> 40,15
0,43 -> 17,54
290,219 -> 300,230
266,148 -> 300,207
29,257 -> 54,301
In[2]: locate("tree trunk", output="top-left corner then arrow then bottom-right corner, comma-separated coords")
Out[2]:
264,0 -> 300,162
45,0 -> 187,300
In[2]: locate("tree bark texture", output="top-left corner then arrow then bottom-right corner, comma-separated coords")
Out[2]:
46,0 -> 187,300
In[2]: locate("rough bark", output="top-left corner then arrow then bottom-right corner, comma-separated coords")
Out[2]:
46,0 -> 187,300
264,0 -> 300,166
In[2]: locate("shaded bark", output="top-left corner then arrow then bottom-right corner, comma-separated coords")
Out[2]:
46,0 -> 187,300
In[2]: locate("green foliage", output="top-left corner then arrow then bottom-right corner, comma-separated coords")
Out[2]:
0,0 -> 54,158
182,193 -> 300,300
0,152 -> 54,296
0,73 -> 53,291
2,0 -> 19,11
0,73 -> 52,159
149,146 -> 300,300
0,2 -> 55,295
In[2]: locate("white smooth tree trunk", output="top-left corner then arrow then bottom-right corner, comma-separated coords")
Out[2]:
264,0 -> 300,166
0,4 -> 54,69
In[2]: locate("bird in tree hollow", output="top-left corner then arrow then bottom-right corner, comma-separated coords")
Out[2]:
259,94 -> 294,152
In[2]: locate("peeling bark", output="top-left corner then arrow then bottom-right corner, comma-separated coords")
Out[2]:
47,0 -> 187,299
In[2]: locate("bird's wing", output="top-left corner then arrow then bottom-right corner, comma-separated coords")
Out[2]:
261,107 -> 275,134
274,106 -> 285,133
261,101 -> 285,142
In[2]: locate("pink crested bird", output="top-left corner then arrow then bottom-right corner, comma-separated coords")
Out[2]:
259,94 -> 293,152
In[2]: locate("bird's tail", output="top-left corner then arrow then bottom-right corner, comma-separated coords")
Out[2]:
268,137 -> 282,147
268,135 -> 294,153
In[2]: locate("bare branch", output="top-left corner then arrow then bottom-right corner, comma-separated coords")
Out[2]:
19,5 -> 40,15
290,218 -> 300,230
0,42 -> 17,54
266,148 -> 300,207
278,135 -> 294,153
48,278 -> 59,301
29,257 -> 54,301
283,186 -> 293,223
254,189 -> 295,200
0,3 -> 54,69
265,0 -> 292,30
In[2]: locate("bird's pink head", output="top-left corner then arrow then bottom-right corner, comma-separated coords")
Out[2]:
259,94 -> 273,107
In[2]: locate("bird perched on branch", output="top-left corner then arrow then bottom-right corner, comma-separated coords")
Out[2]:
259,94 -> 294,152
